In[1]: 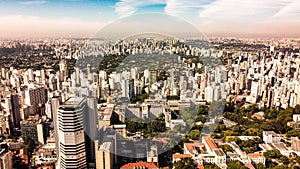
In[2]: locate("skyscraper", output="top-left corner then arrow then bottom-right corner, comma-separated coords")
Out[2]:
51,97 -> 60,159
10,94 -> 22,128
25,87 -> 47,116
57,97 -> 87,169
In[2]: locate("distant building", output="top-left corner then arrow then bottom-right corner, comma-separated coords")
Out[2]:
147,144 -> 158,164
263,131 -> 281,143
0,111 -> 10,135
9,94 -> 22,128
25,87 -> 47,116
205,86 -> 214,103
0,149 -> 12,169
292,137 -> 300,152
20,116 -> 46,145
248,153 -> 266,165
180,137 -> 227,169
149,70 -> 157,84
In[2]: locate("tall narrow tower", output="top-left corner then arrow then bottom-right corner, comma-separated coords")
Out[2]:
57,97 -> 87,169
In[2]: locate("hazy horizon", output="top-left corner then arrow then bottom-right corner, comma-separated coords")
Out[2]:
1,0 -> 300,39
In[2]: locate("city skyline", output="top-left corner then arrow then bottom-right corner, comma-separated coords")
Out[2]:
1,0 -> 300,38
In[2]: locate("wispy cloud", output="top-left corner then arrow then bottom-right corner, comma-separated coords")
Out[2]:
115,0 -> 166,17
199,0 -> 294,22
165,0 -> 213,16
194,0 -> 300,36
114,0 -> 214,18
20,0 -> 47,5
273,0 -> 300,19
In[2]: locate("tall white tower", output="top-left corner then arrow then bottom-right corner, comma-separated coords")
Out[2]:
57,97 -> 87,169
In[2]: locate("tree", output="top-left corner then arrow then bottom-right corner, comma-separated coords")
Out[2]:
272,165 -> 289,169
198,105 -> 209,115
188,130 -> 200,140
286,130 -> 300,138
173,124 -> 187,133
173,158 -> 196,169
219,144 -> 233,152
263,150 -> 282,159
245,128 -> 261,136
295,105 -> 300,114
255,163 -> 266,169
225,136 -> 240,143
204,163 -> 221,169
148,120 -> 166,133
227,160 -> 248,169
279,155 -> 290,165
195,115 -> 206,123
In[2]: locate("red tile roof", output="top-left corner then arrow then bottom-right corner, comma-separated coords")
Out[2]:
197,164 -> 204,169
205,137 -> 217,151
248,153 -> 264,158
245,163 -> 255,169
185,143 -> 195,153
121,162 -> 158,169
173,154 -> 192,160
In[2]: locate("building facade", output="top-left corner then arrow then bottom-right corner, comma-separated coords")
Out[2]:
57,97 -> 87,169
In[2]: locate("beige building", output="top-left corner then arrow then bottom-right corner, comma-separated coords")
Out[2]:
292,137 -> 300,152
95,141 -> 114,169
0,149 -> 12,169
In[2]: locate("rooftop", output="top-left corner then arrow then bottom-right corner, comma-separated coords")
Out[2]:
214,149 -> 226,156
59,97 -> 86,110
245,163 -> 255,169
248,153 -> 265,158
99,142 -> 112,150
198,164 -> 204,169
121,162 -> 158,169
184,143 -> 205,154
205,136 -> 217,151
263,131 -> 280,137
64,97 -> 85,106
173,153 -> 192,160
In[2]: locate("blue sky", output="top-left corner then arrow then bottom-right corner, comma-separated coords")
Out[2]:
0,0 -> 300,38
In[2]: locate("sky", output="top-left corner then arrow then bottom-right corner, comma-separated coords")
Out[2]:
0,0 -> 300,38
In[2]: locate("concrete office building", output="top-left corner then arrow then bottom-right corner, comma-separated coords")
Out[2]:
57,97 -> 87,169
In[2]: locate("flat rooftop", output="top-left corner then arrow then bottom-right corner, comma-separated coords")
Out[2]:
59,97 -> 86,111
214,149 -> 226,156
64,97 -> 85,105
100,142 -> 112,150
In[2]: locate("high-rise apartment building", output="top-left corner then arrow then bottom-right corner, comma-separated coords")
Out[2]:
95,141 -> 114,169
10,94 -> 22,128
25,87 -> 47,116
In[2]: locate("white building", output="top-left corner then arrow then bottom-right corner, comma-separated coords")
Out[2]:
57,97 -> 87,169
248,153 -> 266,165
263,131 -> 281,143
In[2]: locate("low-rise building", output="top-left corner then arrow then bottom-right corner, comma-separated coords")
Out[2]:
291,137 -> 300,152
248,153 -> 266,165
263,131 -> 281,143
180,137 -> 227,169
